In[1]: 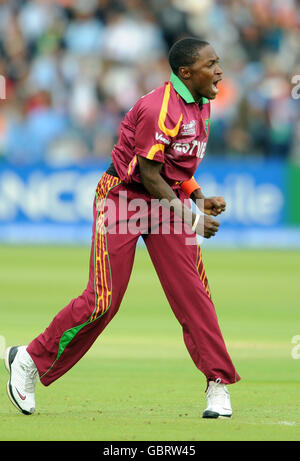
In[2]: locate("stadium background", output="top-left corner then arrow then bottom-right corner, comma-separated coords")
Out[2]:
0,0 -> 299,246
0,0 -> 300,442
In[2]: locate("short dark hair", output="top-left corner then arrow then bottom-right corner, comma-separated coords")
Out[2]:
168,37 -> 210,75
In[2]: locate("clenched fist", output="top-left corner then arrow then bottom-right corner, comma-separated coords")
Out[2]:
194,214 -> 220,238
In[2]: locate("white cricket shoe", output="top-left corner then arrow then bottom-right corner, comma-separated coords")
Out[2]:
202,379 -> 232,418
4,345 -> 38,415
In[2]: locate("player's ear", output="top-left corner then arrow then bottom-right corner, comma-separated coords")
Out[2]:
178,67 -> 191,80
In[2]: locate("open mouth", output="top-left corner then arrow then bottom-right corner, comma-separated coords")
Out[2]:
211,78 -> 222,95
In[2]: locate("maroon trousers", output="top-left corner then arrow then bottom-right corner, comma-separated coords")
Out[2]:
27,173 -> 240,387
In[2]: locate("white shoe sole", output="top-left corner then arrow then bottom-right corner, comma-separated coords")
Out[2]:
4,346 -> 34,415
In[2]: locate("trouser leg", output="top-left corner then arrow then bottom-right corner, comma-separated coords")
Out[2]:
143,221 -> 240,386
27,174 -> 139,386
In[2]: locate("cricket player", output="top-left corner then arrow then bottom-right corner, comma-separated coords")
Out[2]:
4,38 -> 240,419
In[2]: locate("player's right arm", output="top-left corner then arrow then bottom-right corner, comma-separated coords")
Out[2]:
138,156 -> 220,238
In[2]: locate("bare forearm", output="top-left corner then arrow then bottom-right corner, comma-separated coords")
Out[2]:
190,188 -> 205,202
140,171 -> 176,202
141,172 -> 196,225
138,157 -> 196,225
138,156 -> 221,238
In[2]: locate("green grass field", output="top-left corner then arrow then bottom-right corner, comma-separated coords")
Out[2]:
0,245 -> 300,441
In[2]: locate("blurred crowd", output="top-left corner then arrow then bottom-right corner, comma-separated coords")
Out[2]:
0,0 -> 299,167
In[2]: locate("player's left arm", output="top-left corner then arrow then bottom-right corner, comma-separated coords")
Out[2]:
181,178 -> 226,216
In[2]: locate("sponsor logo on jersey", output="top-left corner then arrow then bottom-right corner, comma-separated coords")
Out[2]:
172,140 -> 207,159
181,120 -> 196,136
155,132 -> 171,145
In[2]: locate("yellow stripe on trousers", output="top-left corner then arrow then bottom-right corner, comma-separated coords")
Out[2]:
196,245 -> 211,299
91,174 -> 121,321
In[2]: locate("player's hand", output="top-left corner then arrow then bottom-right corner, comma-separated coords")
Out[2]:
203,196 -> 226,216
194,214 -> 220,238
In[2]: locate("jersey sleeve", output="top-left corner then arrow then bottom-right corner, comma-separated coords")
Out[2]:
134,97 -> 172,164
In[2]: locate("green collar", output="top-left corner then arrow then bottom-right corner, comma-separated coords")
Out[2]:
170,72 -> 210,105
170,72 -> 195,103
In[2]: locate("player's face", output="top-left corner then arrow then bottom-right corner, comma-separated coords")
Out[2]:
180,45 -> 223,101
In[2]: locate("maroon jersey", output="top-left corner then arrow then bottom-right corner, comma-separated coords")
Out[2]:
111,72 -> 210,186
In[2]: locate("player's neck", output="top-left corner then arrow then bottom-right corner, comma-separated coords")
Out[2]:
177,77 -> 202,104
